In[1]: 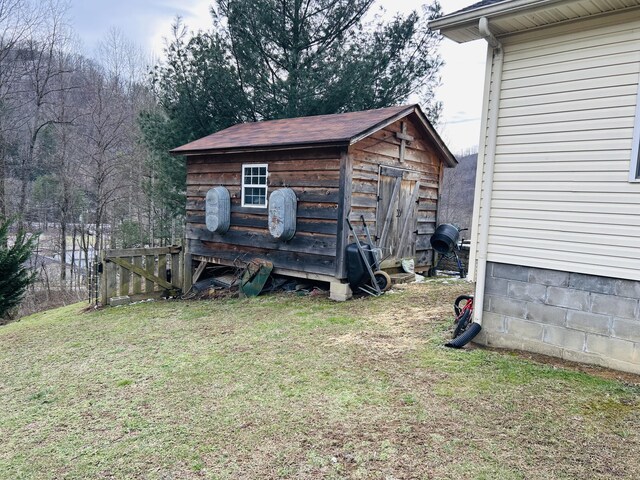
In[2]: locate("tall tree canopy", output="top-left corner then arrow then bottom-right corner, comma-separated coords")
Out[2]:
141,0 -> 444,238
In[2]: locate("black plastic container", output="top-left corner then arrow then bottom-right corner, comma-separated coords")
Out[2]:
346,242 -> 376,290
430,224 -> 460,255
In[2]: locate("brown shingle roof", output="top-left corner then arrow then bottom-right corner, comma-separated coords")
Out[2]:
172,105 -> 413,154
171,104 -> 457,167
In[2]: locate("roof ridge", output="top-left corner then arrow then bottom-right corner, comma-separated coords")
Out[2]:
236,104 -> 416,126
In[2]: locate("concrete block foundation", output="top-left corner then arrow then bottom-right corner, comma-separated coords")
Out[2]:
477,262 -> 640,374
330,282 -> 353,302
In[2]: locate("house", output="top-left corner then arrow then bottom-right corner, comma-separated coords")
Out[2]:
172,104 -> 457,301
432,0 -> 640,374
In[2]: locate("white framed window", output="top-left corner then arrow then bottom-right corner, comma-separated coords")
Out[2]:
241,163 -> 268,207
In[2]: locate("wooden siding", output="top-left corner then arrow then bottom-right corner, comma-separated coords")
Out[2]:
185,148 -> 342,276
348,116 -> 442,272
473,9 -> 640,282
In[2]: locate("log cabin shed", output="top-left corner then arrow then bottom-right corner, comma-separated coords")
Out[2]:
172,104 -> 457,300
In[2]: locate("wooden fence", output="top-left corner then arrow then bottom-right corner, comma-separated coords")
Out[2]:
99,246 -> 182,306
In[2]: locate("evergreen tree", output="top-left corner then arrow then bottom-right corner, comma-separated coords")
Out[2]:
216,0 -> 443,120
140,1 -> 444,238
0,217 -> 38,320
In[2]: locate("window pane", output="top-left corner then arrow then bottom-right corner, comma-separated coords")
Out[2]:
244,186 -> 267,206
244,175 -> 251,184
259,167 -> 266,176
258,175 -> 266,185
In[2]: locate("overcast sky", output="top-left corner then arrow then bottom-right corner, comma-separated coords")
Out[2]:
67,0 -> 485,154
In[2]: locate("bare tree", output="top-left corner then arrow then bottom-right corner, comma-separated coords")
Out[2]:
13,0 -> 72,225
0,0 -> 40,219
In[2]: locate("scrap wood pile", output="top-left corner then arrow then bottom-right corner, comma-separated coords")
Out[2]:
184,258 -> 328,300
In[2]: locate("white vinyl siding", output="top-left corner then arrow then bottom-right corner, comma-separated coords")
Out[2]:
474,9 -> 640,282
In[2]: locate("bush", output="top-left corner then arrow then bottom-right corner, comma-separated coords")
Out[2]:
0,218 -> 38,321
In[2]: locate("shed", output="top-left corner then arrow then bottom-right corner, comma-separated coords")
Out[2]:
172,104 -> 457,300
432,0 -> 640,373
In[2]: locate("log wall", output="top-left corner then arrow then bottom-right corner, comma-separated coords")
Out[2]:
185,148 -> 343,277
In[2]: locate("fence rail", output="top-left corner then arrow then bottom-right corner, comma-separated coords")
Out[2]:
99,245 -> 182,306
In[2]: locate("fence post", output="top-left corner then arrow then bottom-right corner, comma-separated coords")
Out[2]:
105,257 -> 117,304
132,257 -> 142,294
99,251 -> 107,306
183,244 -> 193,293
171,246 -> 181,289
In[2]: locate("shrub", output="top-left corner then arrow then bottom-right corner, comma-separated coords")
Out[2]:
0,218 -> 38,321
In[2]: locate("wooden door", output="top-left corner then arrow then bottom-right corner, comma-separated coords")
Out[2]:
376,166 -> 421,265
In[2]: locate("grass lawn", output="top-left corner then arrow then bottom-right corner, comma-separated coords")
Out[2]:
1,280 -> 639,479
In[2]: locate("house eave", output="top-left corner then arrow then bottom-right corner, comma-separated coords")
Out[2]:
430,0 -> 640,43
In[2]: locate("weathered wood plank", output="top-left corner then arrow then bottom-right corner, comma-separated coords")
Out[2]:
353,138 -> 430,164
119,258 -> 130,296
335,150 -> 353,279
269,172 -> 340,188
230,204 -> 339,220
414,249 -> 434,270
183,249 -> 193,292
226,214 -> 338,235
105,246 -> 180,258
187,158 -> 341,174
350,150 -> 440,176
106,260 -> 117,302
171,251 -> 181,289
396,181 -> 421,258
351,170 -> 379,182
378,176 -> 403,248
188,239 -> 336,276
416,235 -> 433,250
145,255 -> 155,292
192,260 -> 207,284
109,257 -> 174,290
417,225 -> 436,235
132,257 -> 142,294
351,180 -> 377,195
350,195 -> 377,209
186,225 -> 337,257
158,254 -> 167,284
